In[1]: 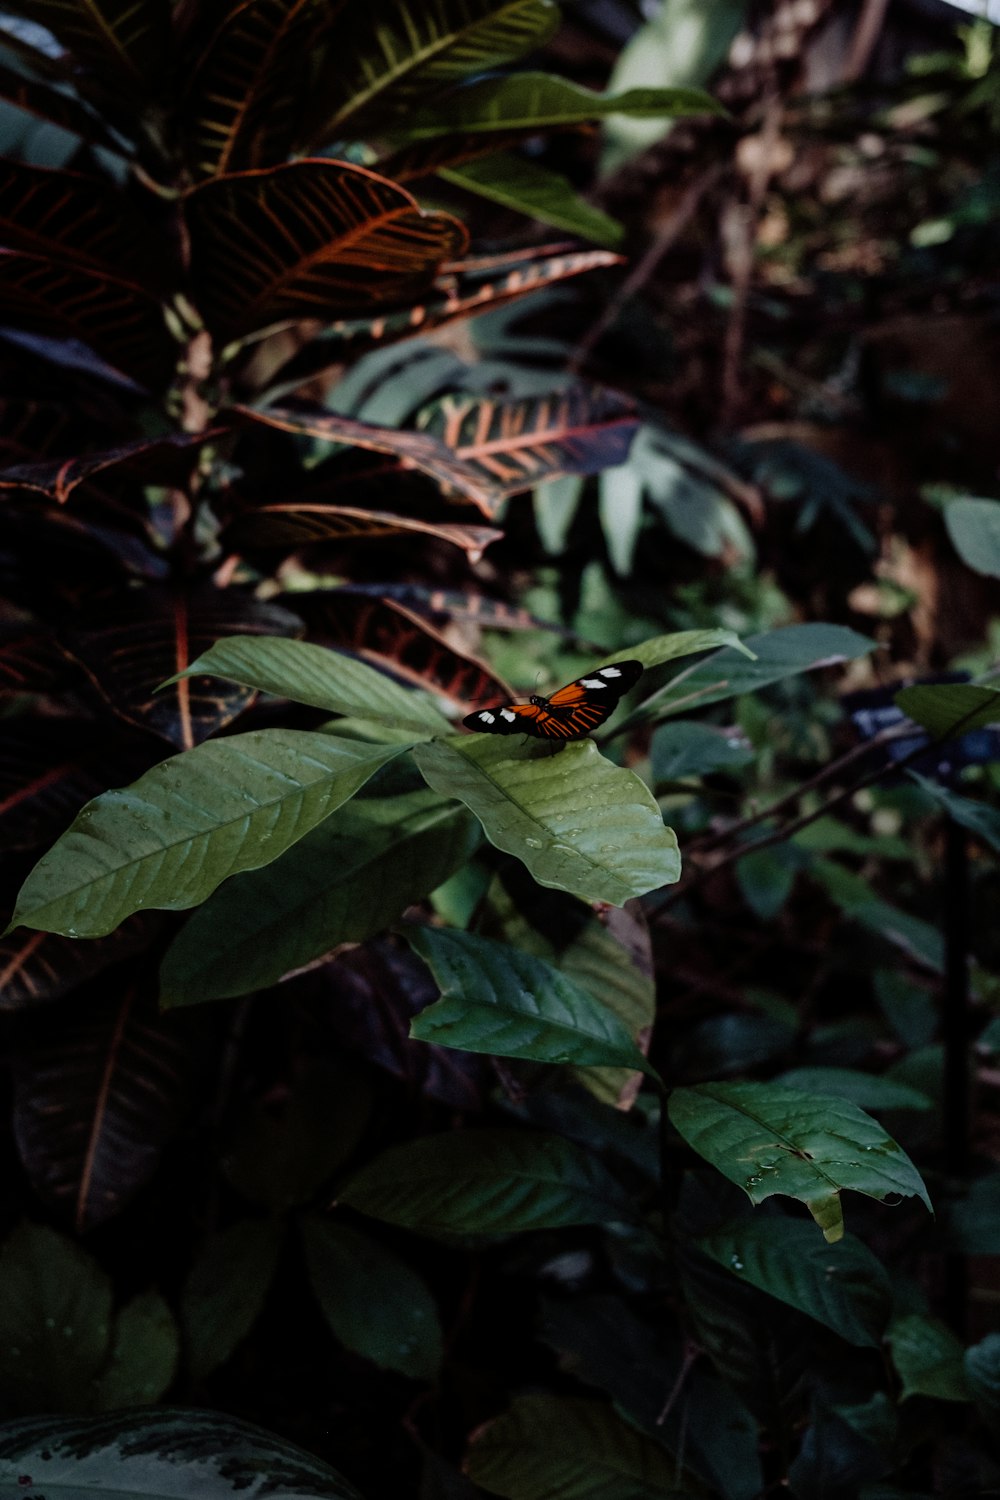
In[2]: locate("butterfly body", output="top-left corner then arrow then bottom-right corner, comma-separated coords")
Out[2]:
463,660 -> 643,741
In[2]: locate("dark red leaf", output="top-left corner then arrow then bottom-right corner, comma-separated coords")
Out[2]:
0,719 -> 111,850
62,589 -> 304,749
226,502 -> 500,561
0,429 -> 221,504
185,160 -> 468,342
0,914 -> 158,1011
0,626 -> 75,695
11,983 -> 204,1231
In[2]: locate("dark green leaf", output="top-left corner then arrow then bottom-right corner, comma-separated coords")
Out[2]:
465,1394 -> 685,1500
7,730 -> 411,938
907,772 -> 1000,853
338,1129 -> 638,1235
401,73 -> 722,137
300,1216 -> 443,1381
947,1173 -> 1000,1254
160,791 -> 478,1004
668,1081 -> 932,1243
699,1218 -> 892,1347
406,924 -> 659,1080
651,720 -> 753,781
964,1333 -> 1000,1422
894,682 -> 1000,740
181,1219 -> 285,1384
0,1409 -> 363,1497
812,859 -> 943,972
441,154 -> 624,247
944,496 -> 1000,578
92,1291 -> 179,1408
888,1314 -> 970,1401
775,1067 -> 932,1112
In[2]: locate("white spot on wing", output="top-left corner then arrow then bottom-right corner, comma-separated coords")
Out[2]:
479,712 -> 495,724
599,666 -> 622,678
579,678 -> 607,689
500,708 -> 516,721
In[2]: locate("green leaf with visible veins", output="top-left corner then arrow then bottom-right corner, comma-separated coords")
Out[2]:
406,924 -> 660,1081
668,1081 -> 931,1243
7,730 -> 411,939
413,737 -> 680,906
160,789 -> 478,1005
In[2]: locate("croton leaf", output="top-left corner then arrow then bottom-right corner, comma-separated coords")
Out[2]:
413,736 -> 680,906
11,985 -> 200,1231
0,626 -> 74,694
185,161 -> 467,343
307,0 -> 559,141
7,729 -> 413,938
416,386 -> 638,505
159,790 -> 479,1005
0,0 -> 172,95
264,244 -> 620,388
183,0 -> 344,179
0,915 -> 156,1011
399,72 -> 723,140
0,430 -> 216,505
0,719 -> 111,852
0,160 -> 169,285
226,501 -> 500,562
232,403 -> 505,514
0,249 -> 175,387
441,152 -> 625,247
61,589 -> 303,749
300,589 -> 513,711
0,1409 -> 363,1498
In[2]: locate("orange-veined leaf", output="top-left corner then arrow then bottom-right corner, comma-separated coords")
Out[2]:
0,161 -> 167,283
184,161 -> 467,344
225,502 -> 500,561
0,430 -> 218,504
0,720 -> 115,852
0,915 -> 157,1010
61,589 -> 303,750
417,385 -> 638,502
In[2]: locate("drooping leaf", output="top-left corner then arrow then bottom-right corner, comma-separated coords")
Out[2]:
0,429 -> 215,504
338,1128 -> 639,1235
775,1067 -> 932,1112
944,496 -> 1000,579
0,0 -> 171,95
181,1218 -> 285,1383
233,402 -> 507,514
0,916 -> 155,1010
159,790 -> 479,1005
63,590 -> 303,749
894,682 -> 1000,740
185,162 -> 467,343
300,1215 -> 443,1381
226,501 -> 501,562
0,1222 -> 176,1414
310,0 -> 560,140
416,386 -> 638,503
597,626 -> 754,674
399,72 -> 723,139
888,1314 -> 971,1402
265,245 -> 621,386
906,773 -> 1000,853
303,590 -> 513,711
183,0 -> 343,178
636,624 -> 876,723
7,729 -> 413,938
441,153 -> 624,247
173,633 -> 452,733
0,1409 -> 364,1497
464,1394 -> 683,1500
668,1081 -> 932,1243
651,720 -> 754,781
413,736 -> 680,906
812,859 -> 943,973
404,924 -> 660,1080
699,1218 -> 892,1347
0,248 -> 175,386
11,986 -> 199,1231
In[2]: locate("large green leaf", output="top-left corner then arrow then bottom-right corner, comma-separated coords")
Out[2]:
159,790 -> 479,1004
413,736 -> 680,906
172,634 -> 451,733
7,730 -> 411,939
812,859 -> 943,973
668,1081 -> 932,1243
312,0 -> 560,140
338,1128 -> 638,1235
405,924 -> 660,1080
633,624 -> 875,723
465,1394 -> 685,1500
905,773 -> 1000,853
698,1219 -> 892,1347
441,153 -> 624,247
0,1409 -> 363,1498
775,1067 -> 932,1113
894,682 -> 1000,740
0,1222 -> 177,1414
400,72 -> 722,138
181,1219 -> 285,1384
300,1216 -> 443,1381
944,496 -> 1000,579
597,626 -> 753,672
185,162 -> 466,343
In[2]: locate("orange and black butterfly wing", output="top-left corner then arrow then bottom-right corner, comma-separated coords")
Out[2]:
463,660 -> 643,739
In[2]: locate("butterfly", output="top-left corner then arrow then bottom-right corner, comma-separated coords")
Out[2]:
463,660 -> 644,741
